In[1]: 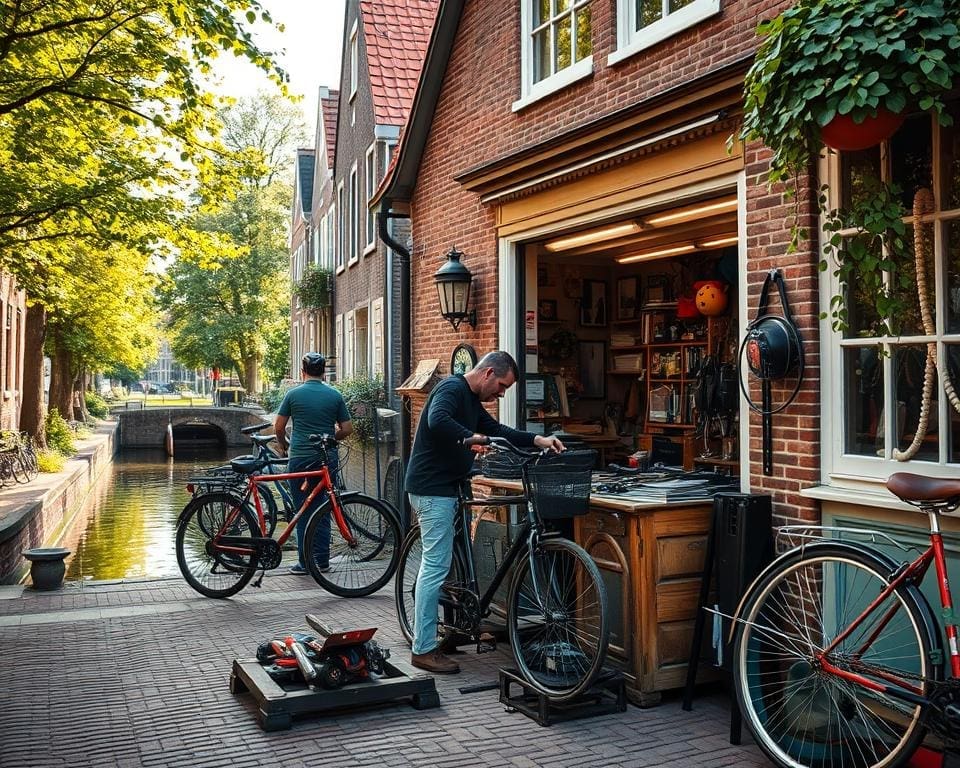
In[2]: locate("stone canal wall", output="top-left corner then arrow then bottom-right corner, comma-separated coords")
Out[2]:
0,421 -> 117,584
115,406 -> 267,448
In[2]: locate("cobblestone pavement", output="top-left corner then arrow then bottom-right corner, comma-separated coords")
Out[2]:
0,572 -> 768,768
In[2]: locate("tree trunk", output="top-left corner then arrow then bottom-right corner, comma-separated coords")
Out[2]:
20,302 -> 47,447
47,334 -> 74,421
74,370 -> 90,422
241,354 -> 259,394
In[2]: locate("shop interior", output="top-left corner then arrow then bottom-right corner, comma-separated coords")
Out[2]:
523,193 -> 741,473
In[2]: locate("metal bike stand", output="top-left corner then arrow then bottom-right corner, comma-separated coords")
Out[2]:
498,668 -> 626,727
230,656 -> 440,731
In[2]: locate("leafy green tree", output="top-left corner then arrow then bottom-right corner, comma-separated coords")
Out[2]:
161,92 -> 305,393
263,320 -> 292,388
0,0 -> 287,443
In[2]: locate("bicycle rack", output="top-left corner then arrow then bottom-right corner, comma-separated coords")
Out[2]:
498,668 -> 626,727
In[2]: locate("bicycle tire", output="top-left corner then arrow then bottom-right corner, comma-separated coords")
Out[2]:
733,542 -> 935,768
176,492 -> 259,599
303,492 -> 401,598
253,482 -> 279,537
7,452 -> 30,484
394,525 -> 468,647
506,537 -> 608,703
18,444 -> 38,481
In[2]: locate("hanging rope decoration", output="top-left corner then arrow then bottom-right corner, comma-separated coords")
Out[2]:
894,187 -> 960,460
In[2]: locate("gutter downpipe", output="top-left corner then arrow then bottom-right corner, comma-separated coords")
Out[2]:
377,199 -> 412,530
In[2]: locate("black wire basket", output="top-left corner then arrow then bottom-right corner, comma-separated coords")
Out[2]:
527,449 -> 597,519
479,449 -> 525,480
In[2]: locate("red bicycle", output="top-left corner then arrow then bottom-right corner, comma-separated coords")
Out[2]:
176,435 -> 400,599
731,471 -> 960,767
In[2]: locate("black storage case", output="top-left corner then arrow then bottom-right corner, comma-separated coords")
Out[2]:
712,492 -> 773,666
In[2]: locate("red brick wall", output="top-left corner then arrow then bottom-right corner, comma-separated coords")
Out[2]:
408,0 -> 820,521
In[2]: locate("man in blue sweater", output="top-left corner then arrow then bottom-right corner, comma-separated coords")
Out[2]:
404,350 -> 563,674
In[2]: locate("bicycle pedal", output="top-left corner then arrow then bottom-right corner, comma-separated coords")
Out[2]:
476,633 -> 497,654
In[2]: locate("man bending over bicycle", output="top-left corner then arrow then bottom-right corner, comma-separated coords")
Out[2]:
274,353 -> 353,575
404,350 -> 564,674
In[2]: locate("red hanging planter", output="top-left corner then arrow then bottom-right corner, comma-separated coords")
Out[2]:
820,108 -> 906,151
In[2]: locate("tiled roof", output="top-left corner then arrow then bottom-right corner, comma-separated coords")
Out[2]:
359,0 -> 438,126
296,149 -> 315,214
321,90 -> 339,170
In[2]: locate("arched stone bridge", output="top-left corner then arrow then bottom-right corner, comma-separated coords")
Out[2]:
115,407 -> 269,450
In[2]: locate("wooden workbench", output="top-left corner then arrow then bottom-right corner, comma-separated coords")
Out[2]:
471,476 -> 720,707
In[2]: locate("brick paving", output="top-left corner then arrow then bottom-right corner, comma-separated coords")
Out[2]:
0,572 -> 769,768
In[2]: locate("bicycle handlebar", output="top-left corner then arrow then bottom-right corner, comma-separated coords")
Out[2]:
240,422 -> 272,435
461,435 -> 538,457
308,433 -> 339,449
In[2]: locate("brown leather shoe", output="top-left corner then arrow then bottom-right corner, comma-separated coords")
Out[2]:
411,650 -> 461,674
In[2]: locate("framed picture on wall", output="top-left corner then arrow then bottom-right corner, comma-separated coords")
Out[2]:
578,340 -> 606,398
538,298 -> 558,321
616,277 -> 638,320
580,280 -> 607,327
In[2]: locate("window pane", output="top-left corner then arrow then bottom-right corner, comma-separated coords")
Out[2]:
555,20 -> 571,71
894,345 -> 939,461
890,114 -> 933,211
535,0 -> 550,26
533,27 -> 551,82
574,6 -> 591,61
947,220 -> 960,334
841,148 -> 882,210
949,346 -> 960,463
840,233 -> 882,338
669,0 -> 695,10
556,0 -> 570,12
889,223 -> 926,337
844,347 -> 883,456
636,0 -> 663,30
942,101 -> 960,209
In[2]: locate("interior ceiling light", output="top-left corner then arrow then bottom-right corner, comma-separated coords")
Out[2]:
616,243 -> 696,264
697,234 -> 738,248
543,220 -> 641,252
644,198 -> 737,226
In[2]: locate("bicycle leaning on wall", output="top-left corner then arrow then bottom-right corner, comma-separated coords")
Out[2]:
395,436 -> 608,702
729,471 -> 960,768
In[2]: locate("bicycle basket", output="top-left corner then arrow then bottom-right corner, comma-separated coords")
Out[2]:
527,450 -> 596,519
479,449 -> 525,480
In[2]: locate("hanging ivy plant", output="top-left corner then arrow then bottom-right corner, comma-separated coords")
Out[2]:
295,265 -> 334,309
819,179 -> 913,338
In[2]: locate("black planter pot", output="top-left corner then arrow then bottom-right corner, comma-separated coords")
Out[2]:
23,547 -> 71,591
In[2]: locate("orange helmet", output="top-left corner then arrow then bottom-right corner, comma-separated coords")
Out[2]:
695,280 -> 728,316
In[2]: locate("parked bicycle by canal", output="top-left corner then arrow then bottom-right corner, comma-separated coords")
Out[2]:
0,430 -> 38,486
176,434 -> 400,599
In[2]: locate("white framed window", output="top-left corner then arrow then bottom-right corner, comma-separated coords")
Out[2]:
349,20 -> 359,101
354,305 -> 369,376
348,163 -> 359,265
336,183 -> 345,272
382,139 -> 397,177
334,314 -> 343,382
821,106 -> 960,486
291,321 -> 301,379
365,143 -> 377,253
514,0 -> 593,112
609,0 -> 720,66
318,215 -> 328,271
325,208 -> 335,270
371,297 -> 384,377
344,310 -> 355,378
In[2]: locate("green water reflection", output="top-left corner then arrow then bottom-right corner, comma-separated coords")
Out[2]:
66,448 -> 228,581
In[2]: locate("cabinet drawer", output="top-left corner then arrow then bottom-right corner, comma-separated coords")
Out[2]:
578,509 -> 627,538
656,578 -> 702,623
657,534 -> 708,579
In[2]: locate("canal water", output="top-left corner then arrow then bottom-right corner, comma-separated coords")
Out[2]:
64,447 -> 228,581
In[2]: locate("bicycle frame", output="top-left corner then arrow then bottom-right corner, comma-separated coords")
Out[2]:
778,507 -> 960,708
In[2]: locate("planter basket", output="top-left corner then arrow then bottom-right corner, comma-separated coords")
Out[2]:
821,109 -> 906,152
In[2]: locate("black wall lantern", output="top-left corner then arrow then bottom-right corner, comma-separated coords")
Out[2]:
434,246 -> 477,331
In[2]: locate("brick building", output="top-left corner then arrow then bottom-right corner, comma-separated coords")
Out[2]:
376,0 -> 960,541
0,273 -> 26,432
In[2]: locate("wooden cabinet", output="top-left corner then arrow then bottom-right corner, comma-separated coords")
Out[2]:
576,498 -> 719,707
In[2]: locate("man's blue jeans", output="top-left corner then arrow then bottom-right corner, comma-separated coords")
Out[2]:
288,453 -> 337,569
408,493 -> 457,655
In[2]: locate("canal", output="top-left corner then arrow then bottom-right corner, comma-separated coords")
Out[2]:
65,447 -> 228,581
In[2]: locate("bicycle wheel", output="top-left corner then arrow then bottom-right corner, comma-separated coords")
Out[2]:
734,543 -> 935,768
394,525 -> 468,646
507,537 -> 608,702
253,482 -> 279,537
18,444 -> 38,481
176,492 -> 259,598
303,493 -> 401,598
7,452 -> 30,484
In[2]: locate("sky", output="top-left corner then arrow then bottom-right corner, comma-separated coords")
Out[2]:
212,0 -> 347,133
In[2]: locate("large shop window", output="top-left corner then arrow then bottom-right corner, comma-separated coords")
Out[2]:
515,0 -> 592,111
824,105 -> 960,479
609,0 -> 720,65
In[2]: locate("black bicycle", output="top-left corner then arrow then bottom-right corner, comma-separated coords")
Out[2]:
394,436 -> 608,701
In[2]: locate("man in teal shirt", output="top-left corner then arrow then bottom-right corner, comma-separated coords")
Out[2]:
274,353 -> 353,574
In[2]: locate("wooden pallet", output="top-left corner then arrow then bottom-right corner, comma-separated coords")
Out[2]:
230,656 -> 440,731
